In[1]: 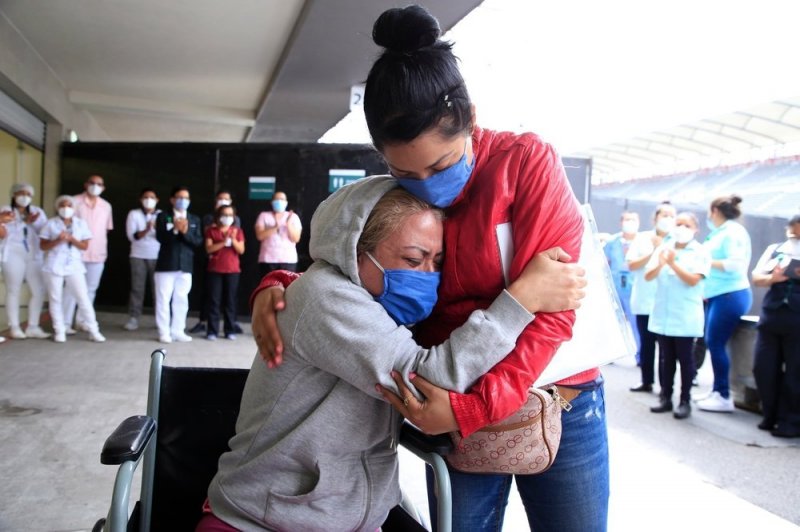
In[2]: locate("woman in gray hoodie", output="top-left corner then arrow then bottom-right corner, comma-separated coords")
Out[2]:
202,176 -> 584,531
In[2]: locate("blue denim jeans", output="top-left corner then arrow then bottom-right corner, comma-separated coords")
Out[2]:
705,288 -> 752,398
428,383 -> 609,532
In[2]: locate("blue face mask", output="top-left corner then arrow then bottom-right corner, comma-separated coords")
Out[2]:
175,197 -> 190,211
272,199 -> 288,212
706,216 -> 716,231
395,140 -> 474,208
366,252 -> 440,326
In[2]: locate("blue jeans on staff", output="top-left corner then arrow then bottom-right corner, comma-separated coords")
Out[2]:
705,288 -> 753,398
427,383 -> 609,532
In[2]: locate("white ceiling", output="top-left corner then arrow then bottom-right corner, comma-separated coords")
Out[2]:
0,0 -> 481,143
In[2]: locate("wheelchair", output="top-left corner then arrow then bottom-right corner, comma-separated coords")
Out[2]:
92,349 -> 454,532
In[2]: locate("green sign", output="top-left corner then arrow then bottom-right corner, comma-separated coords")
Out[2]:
249,176 -> 276,200
328,169 -> 366,193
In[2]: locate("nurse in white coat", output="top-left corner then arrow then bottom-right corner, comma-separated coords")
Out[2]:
39,195 -> 106,343
0,183 -> 50,339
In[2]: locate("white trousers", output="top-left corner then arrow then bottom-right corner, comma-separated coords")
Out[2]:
63,261 -> 105,326
2,252 -> 46,329
154,271 -> 192,338
44,271 -> 99,335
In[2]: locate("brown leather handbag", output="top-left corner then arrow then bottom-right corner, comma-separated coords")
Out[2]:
445,386 -> 576,475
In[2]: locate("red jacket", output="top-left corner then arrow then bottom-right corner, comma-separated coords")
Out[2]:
412,127 -> 598,437
251,127 -> 598,438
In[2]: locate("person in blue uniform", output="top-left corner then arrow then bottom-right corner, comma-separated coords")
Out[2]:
645,212 -> 710,419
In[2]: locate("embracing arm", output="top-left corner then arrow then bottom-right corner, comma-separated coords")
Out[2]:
449,143 -> 586,437
290,279 -> 534,405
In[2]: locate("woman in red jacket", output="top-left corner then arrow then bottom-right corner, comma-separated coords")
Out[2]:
253,6 -> 607,531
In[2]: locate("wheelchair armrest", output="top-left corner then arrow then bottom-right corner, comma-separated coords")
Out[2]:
101,415 -> 156,465
399,421 -> 453,455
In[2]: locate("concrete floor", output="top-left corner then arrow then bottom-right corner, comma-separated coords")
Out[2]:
0,311 -> 798,531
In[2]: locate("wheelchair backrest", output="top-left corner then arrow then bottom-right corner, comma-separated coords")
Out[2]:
150,366 -> 249,531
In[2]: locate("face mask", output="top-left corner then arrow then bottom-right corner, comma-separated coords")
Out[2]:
141,198 -> 157,210
216,199 -> 232,208
621,220 -> 639,234
395,141 -> 474,208
673,226 -> 695,245
219,216 -> 234,227
58,207 -> 74,219
14,195 -> 32,208
706,217 -> 717,231
365,251 -> 440,326
88,184 -> 103,197
272,199 -> 288,212
175,198 -> 190,211
656,217 -> 675,234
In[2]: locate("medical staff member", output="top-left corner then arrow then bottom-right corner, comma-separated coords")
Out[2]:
255,191 -> 302,277
154,185 -> 202,343
750,214 -> 800,437
604,210 -> 641,351
39,195 -> 106,343
696,195 -> 752,413
0,183 -> 50,339
63,174 -> 113,333
627,201 -> 677,392
123,188 -> 161,331
646,212 -> 710,419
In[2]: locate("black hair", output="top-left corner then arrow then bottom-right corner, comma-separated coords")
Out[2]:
654,200 -> 674,218
170,185 -> 190,197
788,213 -> 800,226
215,204 -> 236,219
215,189 -> 232,199
139,187 -> 157,197
364,5 -> 472,150
710,195 -> 743,220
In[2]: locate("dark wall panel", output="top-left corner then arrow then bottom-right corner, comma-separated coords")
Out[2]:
61,143 -> 386,316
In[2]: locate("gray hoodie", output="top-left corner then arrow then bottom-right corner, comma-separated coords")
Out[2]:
207,176 -> 533,531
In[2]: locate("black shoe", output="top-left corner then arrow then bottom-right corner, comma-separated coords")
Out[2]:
673,401 -> 691,419
758,419 -> 776,431
650,400 -> 673,413
188,321 -> 206,334
232,323 -> 244,334
771,426 -> 800,438
630,383 -> 653,393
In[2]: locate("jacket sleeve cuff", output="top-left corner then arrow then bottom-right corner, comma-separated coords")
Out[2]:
248,270 -> 300,311
450,390 -> 491,438
486,289 -> 535,332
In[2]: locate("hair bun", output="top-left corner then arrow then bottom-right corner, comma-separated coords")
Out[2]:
731,194 -> 743,205
373,5 -> 440,53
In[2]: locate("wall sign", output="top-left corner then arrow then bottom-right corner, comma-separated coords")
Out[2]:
248,176 -> 276,200
328,169 -> 366,193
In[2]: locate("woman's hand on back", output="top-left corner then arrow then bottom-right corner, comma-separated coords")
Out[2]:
252,286 -> 287,368
508,247 -> 587,314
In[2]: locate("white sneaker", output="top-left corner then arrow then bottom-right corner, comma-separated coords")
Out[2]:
9,327 -> 27,339
88,330 -> 106,343
158,334 -> 173,344
172,332 -> 193,342
65,327 -> 77,335
0,336 -> 5,343
25,326 -> 51,339
123,318 -> 139,331
54,332 -> 66,343
695,391 -> 735,412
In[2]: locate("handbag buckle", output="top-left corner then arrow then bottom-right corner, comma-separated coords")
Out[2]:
551,386 -> 573,412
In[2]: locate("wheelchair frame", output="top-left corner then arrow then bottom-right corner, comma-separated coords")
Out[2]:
94,349 -> 453,532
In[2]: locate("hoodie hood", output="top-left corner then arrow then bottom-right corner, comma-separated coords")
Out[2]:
309,175 -> 397,285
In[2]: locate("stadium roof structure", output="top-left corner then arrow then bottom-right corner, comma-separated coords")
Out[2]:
574,97 -> 800,185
